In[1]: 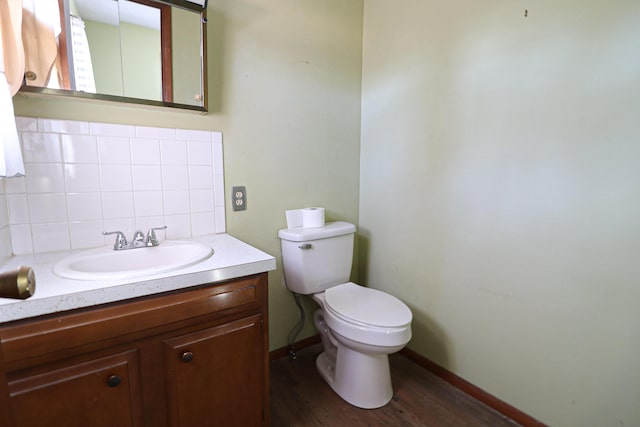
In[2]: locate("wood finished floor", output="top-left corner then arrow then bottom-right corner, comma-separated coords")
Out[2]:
270,344 -> 521,427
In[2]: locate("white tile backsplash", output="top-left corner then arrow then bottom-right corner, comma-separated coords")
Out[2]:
21,132 -> 62,163
90,122 -> 135,137
0,226 -> 12,262
0,189 -> 8,228
7,194 -> 29,224
176,128 -> 212,142
69,220 -> 105,248
131,139 -> 161,165
214,175 -> 225,207
213,141 -> 224,175
28,194 -> 68,223
165,214 -> 192,239
215,206 -> 226,232
132,165 -> 162,191
189,165 -> 213,189
164,190 -> 190,215
191,212 -> 216,236
133,191 -> 164,217
65,164 -> 101,193
162,165 -> 189,190
25,163 -> 66,193
4,176 -> 25,194
38,118 -> 90,134
100,165 -> 133,192
61,134 -> 99,163
15,116 -> 38,132
10,224 -> 33,254
187,141 -> 213,165
6,118 -> 225,254
31,222 -> 71,252
103,217 -> 135,236
102,192 -> 135,219
160,140 -> 188,165
0,183 -> 9,263
136,125 -> 176,140
98,136 -> 131,164
67,193 -> 103,221
190,189 -> 215,213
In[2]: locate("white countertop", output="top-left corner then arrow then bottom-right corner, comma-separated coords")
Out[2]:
0,234 -> 276,323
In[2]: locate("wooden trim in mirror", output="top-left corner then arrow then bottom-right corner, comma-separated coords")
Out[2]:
56,0 -> 71,90
201,9 -> 208,111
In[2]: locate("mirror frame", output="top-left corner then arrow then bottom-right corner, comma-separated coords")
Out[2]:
19,0 -> 208,112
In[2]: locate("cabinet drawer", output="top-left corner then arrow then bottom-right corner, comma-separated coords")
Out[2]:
9,350 -> 143,427
0,275 -> 264,368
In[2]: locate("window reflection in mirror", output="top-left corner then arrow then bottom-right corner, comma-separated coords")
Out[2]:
20,0 -> 206,111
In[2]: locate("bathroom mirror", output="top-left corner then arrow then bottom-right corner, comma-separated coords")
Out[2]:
19,0 -> 207,111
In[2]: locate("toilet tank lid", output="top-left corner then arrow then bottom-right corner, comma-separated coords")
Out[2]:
278,221 -> 356,242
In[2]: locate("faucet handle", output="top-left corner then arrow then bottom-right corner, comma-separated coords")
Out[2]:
145,226 -> 167,246
102,231 -> 127,250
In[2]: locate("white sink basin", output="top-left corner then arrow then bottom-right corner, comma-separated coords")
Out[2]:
53,240 -> 214,281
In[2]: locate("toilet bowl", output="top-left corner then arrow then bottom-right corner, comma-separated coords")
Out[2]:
278,221 -> 413,409
312,283 -> 412,408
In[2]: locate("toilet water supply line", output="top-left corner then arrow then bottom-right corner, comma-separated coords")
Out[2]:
287,292 -> 306,360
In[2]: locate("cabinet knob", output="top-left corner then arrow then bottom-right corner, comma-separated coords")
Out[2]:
181,351 -> 194,362
106,375 -> 122,388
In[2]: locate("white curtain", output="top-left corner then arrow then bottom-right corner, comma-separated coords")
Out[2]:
0,0 -> 26,178
70,15 -> 95,93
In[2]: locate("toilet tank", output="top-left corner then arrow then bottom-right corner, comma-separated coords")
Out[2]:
278,221 -> 356,295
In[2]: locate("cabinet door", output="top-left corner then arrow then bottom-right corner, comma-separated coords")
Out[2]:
8,350 -> 143,427
163,314 -> 266,427
0,345 -> 15,427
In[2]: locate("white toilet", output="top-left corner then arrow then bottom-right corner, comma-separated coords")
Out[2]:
278,221 -> 412,409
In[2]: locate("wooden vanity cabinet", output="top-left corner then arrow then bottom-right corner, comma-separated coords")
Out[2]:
0,273 -> 269,427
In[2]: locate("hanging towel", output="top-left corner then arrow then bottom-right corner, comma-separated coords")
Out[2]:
0,0 -> 25,94
0,0 -> 26,178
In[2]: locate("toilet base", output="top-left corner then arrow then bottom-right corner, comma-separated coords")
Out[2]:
316,343 -> 393,409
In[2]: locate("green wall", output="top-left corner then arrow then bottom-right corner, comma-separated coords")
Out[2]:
84,20 -> 162,100
120,22 -> 162,101
360,1 -> 640,426
84,20 -> 123,96
171,8 -> 202,105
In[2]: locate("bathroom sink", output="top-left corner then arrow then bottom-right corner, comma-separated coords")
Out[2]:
53,241 -> 214,281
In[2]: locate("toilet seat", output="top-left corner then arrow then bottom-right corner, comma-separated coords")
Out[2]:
324,282 -> 412,329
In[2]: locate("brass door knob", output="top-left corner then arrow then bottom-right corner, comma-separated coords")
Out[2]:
0,266 -> 36,299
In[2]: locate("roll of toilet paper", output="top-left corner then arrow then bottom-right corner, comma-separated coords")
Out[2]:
285,207 -> 325,228
302,207 -> 325,228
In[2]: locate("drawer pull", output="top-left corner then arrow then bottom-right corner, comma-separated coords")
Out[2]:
106,375 -> 122,388
181,351 -> 194,362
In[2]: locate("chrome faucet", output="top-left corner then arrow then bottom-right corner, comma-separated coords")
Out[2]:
145,226 -> 166,246
102,231 -> 128,250
103,226 -> 167,250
